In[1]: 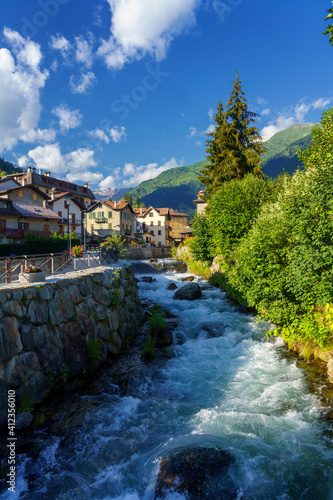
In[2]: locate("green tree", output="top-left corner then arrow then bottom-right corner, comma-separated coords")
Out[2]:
199,72 -> 266,194
323,2 -> 333,46
134,195 -> 140,207
123,193 -> 133,205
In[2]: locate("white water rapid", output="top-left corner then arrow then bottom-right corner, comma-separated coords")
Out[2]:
1,268 -> 333,499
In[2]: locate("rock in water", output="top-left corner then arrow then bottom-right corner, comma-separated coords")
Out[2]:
166,283 -> 177,290
154,446 -> 235,499
173,283 -> 202,301
141,276 -> 154,283
182,276 -> 195,282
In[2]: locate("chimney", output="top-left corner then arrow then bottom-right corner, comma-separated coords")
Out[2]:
114,200 -> 117,208
26,166 -> 31,174
33,167 -> 36,173
84,183 -> 88,188
85,201 -> 88,209
51,192 -> 55,200
140,207 -> 143,216
45,171 -> 50,177
22,178 -> 27,186
39,169 -> 42,175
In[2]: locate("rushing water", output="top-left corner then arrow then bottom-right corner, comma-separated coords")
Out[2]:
1,268 -> 333,499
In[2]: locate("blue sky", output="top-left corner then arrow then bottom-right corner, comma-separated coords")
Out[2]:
0,0 -> 332,192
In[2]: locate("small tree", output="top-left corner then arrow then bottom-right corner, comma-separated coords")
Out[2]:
191,214 -> 215,264
102,230 -> 128,258
123,193 -> 133,205
134,195 -> 140,207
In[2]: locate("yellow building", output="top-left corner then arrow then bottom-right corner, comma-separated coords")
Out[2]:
169,210 -> 189,243
85,200 -> 135,241
135,207 -> 172,247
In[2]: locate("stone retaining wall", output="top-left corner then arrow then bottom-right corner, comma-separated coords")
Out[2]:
0,266 -> 143,427
126,247 -> 172,260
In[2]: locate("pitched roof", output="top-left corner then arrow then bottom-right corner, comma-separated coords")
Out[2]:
170,210 -> 188,217
48,191 -> 85,210
155,208 -> 170,216
0,184 -> 49,199
13,203 -> 62,219
104,200 -> 135,213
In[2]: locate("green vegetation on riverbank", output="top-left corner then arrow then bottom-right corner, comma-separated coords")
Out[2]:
184,107 -> 333,353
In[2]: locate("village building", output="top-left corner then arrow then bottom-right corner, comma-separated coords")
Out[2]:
47,191 -> 84,239
169,209 -> 189,243
84,200 -> 135,241
193,190 -> 208,215
0,167 -> 95,208
135,207 -> 172,246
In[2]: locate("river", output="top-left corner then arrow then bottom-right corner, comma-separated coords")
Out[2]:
1,267 -> 333,499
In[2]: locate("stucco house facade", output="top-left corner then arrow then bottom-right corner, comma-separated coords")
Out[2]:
84,200 -> 135,240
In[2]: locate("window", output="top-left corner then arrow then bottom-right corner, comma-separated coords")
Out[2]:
91,225 -> 94,231
122,223 -> 124,229
149,212 -> 153,217
108,211 -> 112,218
93,213 -> 96,219
108,223 -> 112,229
158,230 -> 161,235
58,211 -> 62,217
18,190 -> 22,198
177,225 -> 179,230
150,221 -> 153,226
129,214 -> 132,221
20,222 -> 29,230
33,193 -> 37,201
172,217 -> 174,222
158,242 -> 161,247
89,213 -> 92,219
172,232 -> 174,237
44,224 -> 49,232
158,221 -> 161,226
177,217 -> 179,222
64,200 -> 67,209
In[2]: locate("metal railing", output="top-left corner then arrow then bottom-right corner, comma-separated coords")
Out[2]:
0,249 -> 110,284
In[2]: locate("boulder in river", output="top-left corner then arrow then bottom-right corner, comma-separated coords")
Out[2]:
166,283 -> 177,291
182,276 -> 195,282
173,283 -> 202,301
141,276 -> 154,283
154,446 -> 235,499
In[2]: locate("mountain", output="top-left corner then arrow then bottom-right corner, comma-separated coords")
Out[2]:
0,157 -> 22,176
127,123 -> 314,216
93,187 -> 134,202
262,123 -> 313,178
128,161 -> 207,218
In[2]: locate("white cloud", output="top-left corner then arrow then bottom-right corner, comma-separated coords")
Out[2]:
52,104 -> 82,132
75,34 -> 94,68
257,97 -> 268,105
0,28 -> 50,151
312,97 -> 332,110
88,125 -> 127,144
261,116 -> 295,141
25,143 -> 67,173
261,108 -> 271,116
205,124 -> 215,134
49,34 -> 71,61
121,157 -> 182,187
20,144 -> 101,186
89,128 -> 111,144
98,175 -> 118,190
208,108 -> 214,120
98,0 -> 199,69
66,171 -> 103,184
260,97 -> 332,141
70,71 -> 96,94
189,126 -> 197,138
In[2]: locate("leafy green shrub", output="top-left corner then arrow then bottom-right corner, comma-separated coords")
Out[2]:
207,174 -> 275,257
148,313 -> 166,334
191,214 -> 215,263
0,232 -> 80,257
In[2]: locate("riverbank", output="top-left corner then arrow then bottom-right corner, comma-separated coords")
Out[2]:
175,245 -> 333,389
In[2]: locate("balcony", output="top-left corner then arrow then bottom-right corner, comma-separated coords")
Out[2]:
124,229 -> 132,236
95,217 -> 106,223
0,227 -> 23,239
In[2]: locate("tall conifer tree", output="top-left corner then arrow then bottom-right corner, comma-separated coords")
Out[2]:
199,72 -> 266,194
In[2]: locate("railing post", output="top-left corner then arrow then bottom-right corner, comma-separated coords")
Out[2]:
24,255 -> 28,271
51,254 -> 54,275
5,258 -> 10,283
88,252 -> 91,268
